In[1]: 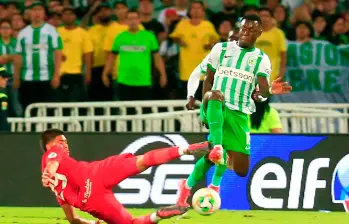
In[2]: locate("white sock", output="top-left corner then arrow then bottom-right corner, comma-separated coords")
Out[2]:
150,213 -> 161,223
178,146 -> 186,156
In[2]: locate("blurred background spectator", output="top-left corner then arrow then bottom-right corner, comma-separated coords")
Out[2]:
256,7 -> 287,82
295,20 -> 313,42
14,1 -> 62,111
86,2 -> 114,102
158,0 -> 188,29
328,16 -> 349,45
0,0 -> 345,117
211,0 -> 239,30
58,6 -> 93,102
11,14 -> 26,38
47,12 -> 62,27
170,0 -> 218,100
312,14 -> 327,40
102,10 -> 166,101
139,0 -> 165,42
0,19 -> 22,117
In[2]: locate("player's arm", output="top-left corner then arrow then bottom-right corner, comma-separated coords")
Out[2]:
257,76 -> 272,98
61,204 -> 100,224
187,64 -> 205,99
43,160 -> 59,175
186,64 -> 204,110
202,43 -> 220,98
257,54 -> 291,97
42,160 -> 60,188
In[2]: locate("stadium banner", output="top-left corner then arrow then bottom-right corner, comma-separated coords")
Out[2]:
0,133 -> 206,208
1,133 -> 349,212
207,134 -> 349,212
272,40 -> 349,103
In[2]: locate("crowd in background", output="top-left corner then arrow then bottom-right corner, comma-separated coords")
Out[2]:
0,0 -> 348,121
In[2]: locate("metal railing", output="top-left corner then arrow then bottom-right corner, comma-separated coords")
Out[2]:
7,101 -> 349,133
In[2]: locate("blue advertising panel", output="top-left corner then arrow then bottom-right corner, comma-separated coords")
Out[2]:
206,134 -> 349,212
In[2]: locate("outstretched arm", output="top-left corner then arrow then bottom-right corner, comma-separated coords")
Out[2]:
257,55 -> 292,97
62,204 -> 101,224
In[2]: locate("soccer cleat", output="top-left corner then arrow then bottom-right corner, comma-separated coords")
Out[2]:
184,141 -> 213,155
208,145 -> 225,165
156,205 -> 189,219
208,184 -> 220,194
176,179 -> 191,207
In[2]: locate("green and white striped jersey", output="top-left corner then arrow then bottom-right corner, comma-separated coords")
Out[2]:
0,38 -> 16,75
16,23 -> 63,81
208,41 -> 271,114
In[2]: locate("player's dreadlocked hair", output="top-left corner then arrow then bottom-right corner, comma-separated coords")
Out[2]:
250,99 -> 271,130
242,14 -> 262,25
40,129 -> 65,152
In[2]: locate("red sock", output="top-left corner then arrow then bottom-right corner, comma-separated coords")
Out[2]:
143,146 -> 180,167
132,215 -> 154,224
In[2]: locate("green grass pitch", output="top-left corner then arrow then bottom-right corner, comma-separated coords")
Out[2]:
0,207 -> 348,224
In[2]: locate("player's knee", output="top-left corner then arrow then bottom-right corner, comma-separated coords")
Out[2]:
208,90 -> 224,102
203,91 -> 224,106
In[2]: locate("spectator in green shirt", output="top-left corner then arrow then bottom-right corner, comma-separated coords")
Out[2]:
0,19 -> 22,117
102,9 -> 167,101
249,99 -> 283,133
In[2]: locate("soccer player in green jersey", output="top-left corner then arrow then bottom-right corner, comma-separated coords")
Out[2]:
177,14 -> 292,207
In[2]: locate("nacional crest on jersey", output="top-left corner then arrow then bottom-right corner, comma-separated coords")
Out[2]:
247,56 -> 258,66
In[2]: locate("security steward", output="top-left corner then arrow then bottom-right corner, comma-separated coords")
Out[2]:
0,66 -> 10,131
